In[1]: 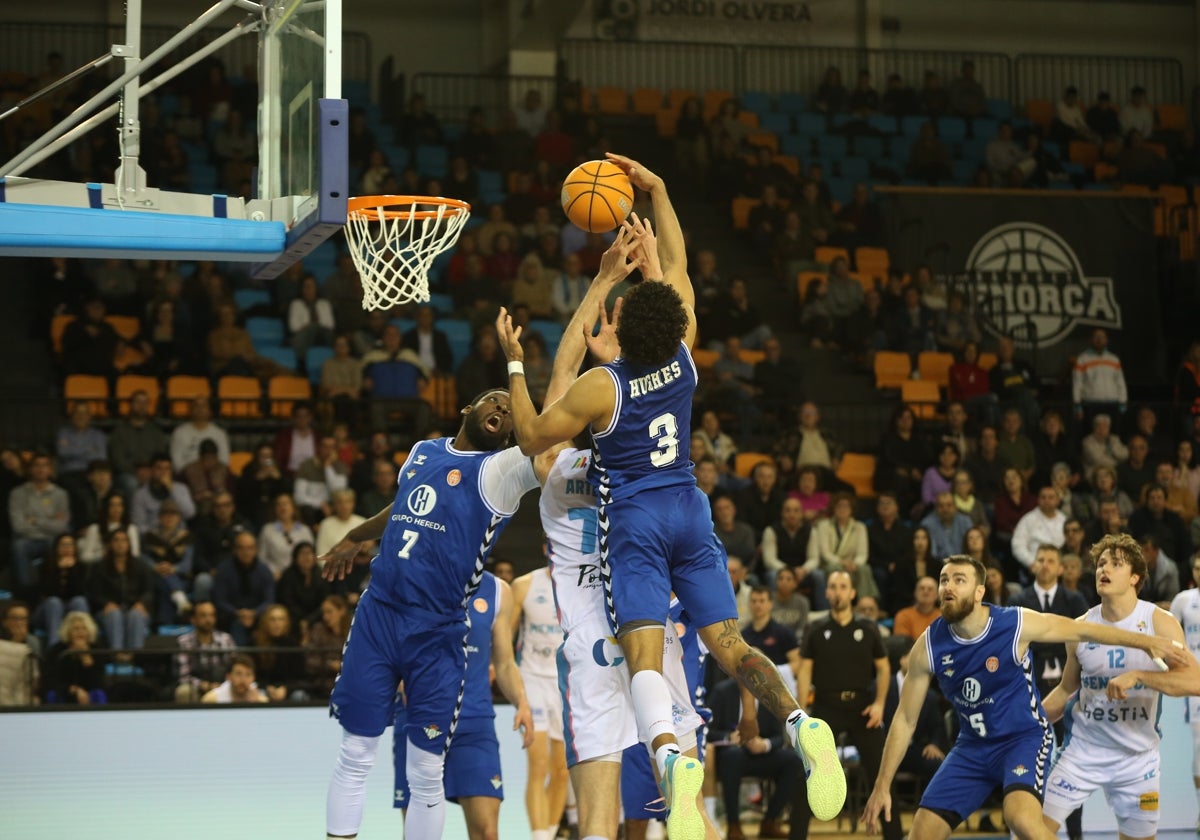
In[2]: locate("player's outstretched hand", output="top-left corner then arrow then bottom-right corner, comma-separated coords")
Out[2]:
605,152 -> 663,193
495,306 -> 524,363
862,788 -> 892,835
514,701 -> 535,749
625,213 -> 663,280
585,296 -> 623,365
596,223 -> 637,283
320,538 -> 371,582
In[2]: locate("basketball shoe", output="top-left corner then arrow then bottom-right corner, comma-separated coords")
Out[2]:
788,712 -> 846,821
660,752 -> 705,840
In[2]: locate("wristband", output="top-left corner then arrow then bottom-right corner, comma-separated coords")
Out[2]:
507,360 -> 525,377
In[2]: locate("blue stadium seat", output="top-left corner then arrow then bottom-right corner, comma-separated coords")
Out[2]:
814,135 -> 848,159
305,347 -> 334,383
442,124 -> 463,144
795,113 -> 827,135
867,114 -> 898,135
246,317 -> 285,346
415,145 -> 449,179
157,93 -> 180,118
838,157 -> 869,181
390,318 -> 415,335
233,288 -> 271,311
779,134 -> 810,158
760,113 -> 791,134
187,163 -> 218,194
831,114 -> 858,131
853,136 -> 884,160
258,346 -> 298,371
427,292 -> 454,315
887,137 -> 912,161
777,93 -> 808,114
741,91 -> 772,115
827,178 -> 854,206
959,137 -> 989,161
986,99 -> 1013,120
476,169 -> 503,194
529,319 -> 564,353
937,116 -> 968,142
809,157 -> 832,176
901,115 -> 928,137
1043,141 -> 1062,159
951,159 -> 978,184
972,117 -> 1000,141
380,144 -> 411,170
1061,162 -> 1087,178
478,190 -> 507,207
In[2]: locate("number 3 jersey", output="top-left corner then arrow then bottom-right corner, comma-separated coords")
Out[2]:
372,438 -> 538,621
1064,600 -> 1161,755
926,604 -> 1051,745
589,343 -> 699,502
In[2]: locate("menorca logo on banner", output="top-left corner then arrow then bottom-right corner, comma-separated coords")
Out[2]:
964,222 -> 1122,348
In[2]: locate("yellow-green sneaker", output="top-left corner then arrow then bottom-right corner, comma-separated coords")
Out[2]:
660,752 -> 706,840
790,715 -> 846,821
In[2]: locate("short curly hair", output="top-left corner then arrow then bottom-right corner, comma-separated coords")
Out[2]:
1090,532 -> 1148,592
616,281 -> 689,367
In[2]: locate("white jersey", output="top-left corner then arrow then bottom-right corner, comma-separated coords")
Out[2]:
1169,588 -> 1200,722
1066,600 -> 1161,755
517,568 -> 561,678
541,447 -> 604,634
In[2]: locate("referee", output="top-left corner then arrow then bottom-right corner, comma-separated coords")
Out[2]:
794,570 -> 899,840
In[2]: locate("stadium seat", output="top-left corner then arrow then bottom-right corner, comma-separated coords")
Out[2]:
741,90 -> 771,115
217,376 -> 263,418
795,113 -> 826,135
779,134 -> 809,158
835,453 -> 877,499
874,351 -> 912,389
901,115 -> 927,137
814,135 -> 848,158
796,270 -> 825,300
257,346 -> 297,372
1068,140 -> 1099,169
937,116 -> 967,142
50,313 -> 75,355
734,452 -> 774,478
666,89 -> 693,113
596,86 -> 629,115
951,159 -> 978,184
166,375 -> 211,417
1094,162 -> 1119,183
427,292 -> 454,315
420,376 -> 460,422
773,155 -> 800,176
704,89 -> 735,120
838,158 -> 869,181
228,450 -> 254,477
760,113 -> 791,134
854,246 -> 890,274
977,352 -> 998,371
902,379 -> 942,420
655,108 -> 678,138
737,111 -> 761,130
1025,99 -> 1054,127
246,317 -> 285,346
305,347 -> 334,384
691,348 -> 720,370
814,246 -> 850,266
986,98 -> 1012,120
115,375 -> 160,416
745,130 -> 778,152
631,87 -> 663,115
415,144 -> 449,179
777,93 -> 807,115
853,136 -> 884,160
105,315 -> 140,341
1158,103 -> 1187,132
867,114 -> 897,135
971,118 -> 999,141
233,288 -> 271,311
268,375 -> 312,418
64,374 -> 109,416
917,351 -> 955,388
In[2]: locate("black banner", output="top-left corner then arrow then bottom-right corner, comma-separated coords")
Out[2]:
880,189 -> 1164,385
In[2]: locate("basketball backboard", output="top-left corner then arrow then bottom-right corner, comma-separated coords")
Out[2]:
0,0 -> 346,275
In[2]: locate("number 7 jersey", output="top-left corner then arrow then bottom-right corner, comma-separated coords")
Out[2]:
589,343 -> 699,502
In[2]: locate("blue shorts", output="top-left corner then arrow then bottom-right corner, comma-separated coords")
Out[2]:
919,729 -> 1054,827
330,590 -> 468,746
603,485 -> 737,630
394,713 -> 502,806
620,743 -> 663,821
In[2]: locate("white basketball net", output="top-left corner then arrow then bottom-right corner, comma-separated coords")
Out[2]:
344,198 -> 471,310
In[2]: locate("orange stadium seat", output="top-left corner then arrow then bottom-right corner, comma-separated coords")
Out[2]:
836,453 -> 877,499
874,351 -> 912,389
738,348 -> 765,366
166,375 -> 212,418
64,374 -> 109,416
50,314 -> 75,355
1094,162 -> 1119,183
691,348 -> 720,370
850,272 -> 877,295
773,154 -> 800,176
736,111 -> 760,130
595,86 -> 628,115
655,108 -> 678,138
267,375 -> 312,418
1068,140 -> 1099,169
632,87 -> 663,115
855,246 -> 890,274
1025,99 -> 1054,127
814,246 -> 850,266
797,270 -> 825,300
217,376 -> 262,418
704,89 -> 734,120
734,452 -> 774,478
917,352 -> 955,388
115,374 -> 160,416
105,315 -> 140,341
732,197 -> 761,230
745,131 -> 777,152
1158,103 -> 1187,132
902,379 -> 942,420
228,450 -> 254,477
420,375 -> 459,421
977,352 -> 998,371
666,89 -> 693,113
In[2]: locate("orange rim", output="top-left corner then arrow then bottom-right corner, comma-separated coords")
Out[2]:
347,194 -> 471,221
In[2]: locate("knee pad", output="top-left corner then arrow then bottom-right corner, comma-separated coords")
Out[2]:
337,732 -> 379,780
406,739 -> 445,804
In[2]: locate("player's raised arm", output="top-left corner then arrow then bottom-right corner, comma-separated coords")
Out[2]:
491,578 -> 534,748
863,629 -> 933,833
1019,608 -> 1179,663
319,500 -> 391,581
1105,607 -> 1200,700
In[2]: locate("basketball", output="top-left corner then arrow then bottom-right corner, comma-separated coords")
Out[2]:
560,159 -> 634,233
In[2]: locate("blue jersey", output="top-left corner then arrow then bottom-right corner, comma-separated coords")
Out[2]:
925,604 -> 1050,745
589,343 -> 699,502
370,438 -> 534,621
461,572 -> 499,719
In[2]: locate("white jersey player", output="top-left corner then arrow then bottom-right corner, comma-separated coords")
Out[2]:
1169,553 -> 1200,826
1041,534 -> 1200,839
512,564 -> 568,840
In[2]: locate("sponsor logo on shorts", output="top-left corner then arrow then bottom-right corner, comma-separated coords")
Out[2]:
447,469 -> 462,487
395,789 -> 407,803
1139,792 -> 1159,811
1052,776 -> 1079,792
473,597 -> 488,613
592,636 -> 625,667
423,724 -> 442,740
1012,764 -> 1028,777
985,656 -> 999,672
490,775 -> 503,790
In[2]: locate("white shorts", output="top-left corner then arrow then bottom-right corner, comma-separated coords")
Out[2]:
559,615 -> 703,767
1044,744 -> 1160,837
522,669 -> 563,740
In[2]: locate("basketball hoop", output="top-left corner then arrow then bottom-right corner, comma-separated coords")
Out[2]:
344,195 -> 471,310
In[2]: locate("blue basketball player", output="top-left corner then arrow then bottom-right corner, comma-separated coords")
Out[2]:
393,570 -> 533,837
863,554 -> 1182,840
319,390 -> 541,840
495,153 -> 845,840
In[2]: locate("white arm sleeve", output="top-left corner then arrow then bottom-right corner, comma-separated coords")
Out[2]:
480,446 -> 540,516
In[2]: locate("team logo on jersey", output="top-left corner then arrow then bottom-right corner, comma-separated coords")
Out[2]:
572,454 -> 589,469
447,469 -> 462,487
473,597 -> 488,613
414,454 -> 428,466
407,485 -> 439,516
1136,620 -> 1147,632
961,677 -> 982,702
675,621 -> 687,639
943,669 -> 955,677
490,775 -> 503,790
985,656 -> 999,672
1139,792 -> 1159,811
423,724 -> 442,740
407,470 -> 417,478
941,654 -> 954,666
1012,764 -> 1028,777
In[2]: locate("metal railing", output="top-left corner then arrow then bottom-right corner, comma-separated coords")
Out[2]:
409,72 -> 559,126
1014,53 -> 1184,108
560,39 -> 741,98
